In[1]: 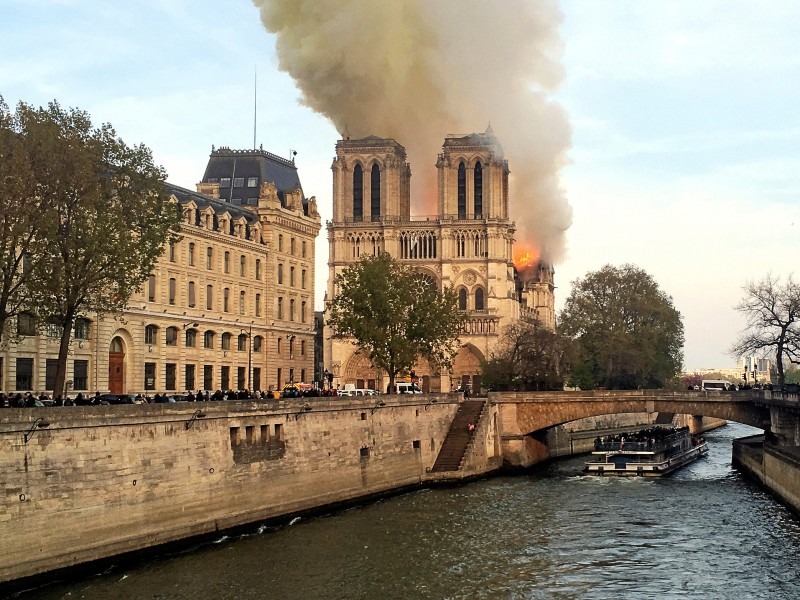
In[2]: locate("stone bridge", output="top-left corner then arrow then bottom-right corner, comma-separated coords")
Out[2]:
491,389 -> 773,468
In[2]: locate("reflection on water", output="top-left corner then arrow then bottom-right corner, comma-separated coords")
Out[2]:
13,423 -> 800,600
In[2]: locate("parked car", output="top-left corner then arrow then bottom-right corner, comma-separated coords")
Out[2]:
100,394 -> 143,405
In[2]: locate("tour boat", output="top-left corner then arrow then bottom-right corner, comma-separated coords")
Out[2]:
584,426 -> 708,477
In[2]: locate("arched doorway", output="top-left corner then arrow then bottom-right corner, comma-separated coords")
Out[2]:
108,336 -> 125,394
452,344 -> 484,394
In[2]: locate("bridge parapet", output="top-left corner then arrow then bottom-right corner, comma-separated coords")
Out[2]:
489,389 -> 771,443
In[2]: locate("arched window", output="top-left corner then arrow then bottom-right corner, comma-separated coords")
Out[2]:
371,163 -> 381,221
185,328 -> 197,348
188,242 -> 195,266
239,290 -> 246,315
290,266 -> 295,286
277,338 -> 282,354
475,287 -> 485,311
166,326 -> 178,346
457,161 -> 466,219
474,162 -> 483,217
255,293 -> 261,317
188,281 -> 196,307
223,288 -> 230,312
278,263 -> 283,284
110,337 -> 124,353
145,324 -> 158,345
238,334 -> 248,352
300,340 -> 306,355
240,255 -> 246,276
221,332 -> 231,350
255,259 -> 261,280
277,297 -> 283,320
206,247 -> 213,269
458,288 -> 467,310
289,299 -> 295,321
206,285 -> 213,310
204,331 -> 215,348
253,336 -> 263,352
353,164 -> 363,221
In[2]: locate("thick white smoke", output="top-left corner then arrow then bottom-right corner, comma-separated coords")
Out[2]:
253,0 -> 572,263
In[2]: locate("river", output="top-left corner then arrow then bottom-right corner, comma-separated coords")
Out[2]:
11,423 -> 800,600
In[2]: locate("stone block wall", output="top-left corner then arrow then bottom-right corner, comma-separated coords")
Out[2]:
0,395 -> 460,583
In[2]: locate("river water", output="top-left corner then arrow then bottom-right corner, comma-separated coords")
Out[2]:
13,423 -> 800,600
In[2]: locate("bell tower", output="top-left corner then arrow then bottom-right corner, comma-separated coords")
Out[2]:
436,125 -> 509,221
331,136 -> 411,223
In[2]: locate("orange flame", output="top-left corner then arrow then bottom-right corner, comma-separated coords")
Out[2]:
513,243 -> 540,271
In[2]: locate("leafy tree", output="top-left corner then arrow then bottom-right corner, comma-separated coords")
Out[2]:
559,264 -> 684,389
13,100 -> 182,397
0,96 -> 44,344
481,321 -> 573,391
326,253 -> 466,393
730,274 -> 800,388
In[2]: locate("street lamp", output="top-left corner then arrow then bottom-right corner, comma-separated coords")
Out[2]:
241,326 -> 252,392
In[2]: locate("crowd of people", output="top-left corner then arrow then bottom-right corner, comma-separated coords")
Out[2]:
594,426 -> 689,451
0,386 -> 346,407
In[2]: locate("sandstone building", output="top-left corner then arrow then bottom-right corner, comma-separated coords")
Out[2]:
0,147 -> 320,396
324,128 -> 555,393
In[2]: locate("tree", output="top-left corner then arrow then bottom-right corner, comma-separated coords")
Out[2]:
12,100 -> 182,397
0,96 -> 44,344
481,321 -> 574,391
730,274 -> 800,389
559,264 -> 684,389
326,253 -> 466,393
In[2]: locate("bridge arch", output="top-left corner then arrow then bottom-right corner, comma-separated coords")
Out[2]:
496,390 -> 771,437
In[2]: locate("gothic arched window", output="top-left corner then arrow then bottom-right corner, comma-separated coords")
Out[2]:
458,288 -> 468,310
475,287 -> 485,311
474,162 -> 483,217
371,163 -> 381,221
457,161 -> 467,219
353,164 -> 363,222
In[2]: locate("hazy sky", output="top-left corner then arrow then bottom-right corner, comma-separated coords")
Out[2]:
3,1 -> 799,371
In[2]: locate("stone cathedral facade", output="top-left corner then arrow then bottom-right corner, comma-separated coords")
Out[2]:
324,128 -> 555,393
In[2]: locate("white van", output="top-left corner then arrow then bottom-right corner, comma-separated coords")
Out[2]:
393,382 -> 423,394
340,385 -> 381,397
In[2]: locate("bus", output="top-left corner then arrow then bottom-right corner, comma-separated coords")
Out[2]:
701,379 -> 736,391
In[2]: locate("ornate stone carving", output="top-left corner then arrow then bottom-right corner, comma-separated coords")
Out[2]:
463,271 -> 477,286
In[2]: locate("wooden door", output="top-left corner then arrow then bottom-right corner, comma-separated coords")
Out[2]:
108,353 -> 124,394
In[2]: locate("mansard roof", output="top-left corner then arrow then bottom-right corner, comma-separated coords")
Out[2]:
165,182 -> 257,224
200,146 -> 305,208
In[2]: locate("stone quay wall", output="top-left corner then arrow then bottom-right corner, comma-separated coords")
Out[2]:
0,395 -> 485,584
733,435 -> 800,517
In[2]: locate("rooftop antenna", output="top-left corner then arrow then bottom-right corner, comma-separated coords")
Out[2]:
253,65 -> 257,150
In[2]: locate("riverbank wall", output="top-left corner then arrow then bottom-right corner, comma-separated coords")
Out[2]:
1,394 -> 497,584
732,435 -> 800,517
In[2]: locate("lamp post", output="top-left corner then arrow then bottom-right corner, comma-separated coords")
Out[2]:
241,326 -> 252,392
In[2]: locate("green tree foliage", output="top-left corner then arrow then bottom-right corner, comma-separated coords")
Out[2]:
8,99 -> 182,396
326,253 -> 466,393
0,96 -> 43,344
730,274 -> 800,388
559,264 -> 684,389
481,321 -> 573,391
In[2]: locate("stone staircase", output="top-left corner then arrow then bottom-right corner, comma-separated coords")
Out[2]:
430,400 -> 486,472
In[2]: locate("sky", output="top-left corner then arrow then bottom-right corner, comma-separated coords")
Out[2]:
2,0 -> 799,371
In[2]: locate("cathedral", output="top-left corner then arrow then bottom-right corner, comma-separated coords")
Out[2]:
324,127 -> 555,393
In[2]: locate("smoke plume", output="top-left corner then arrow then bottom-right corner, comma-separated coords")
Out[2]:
253,0 -> 572,263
